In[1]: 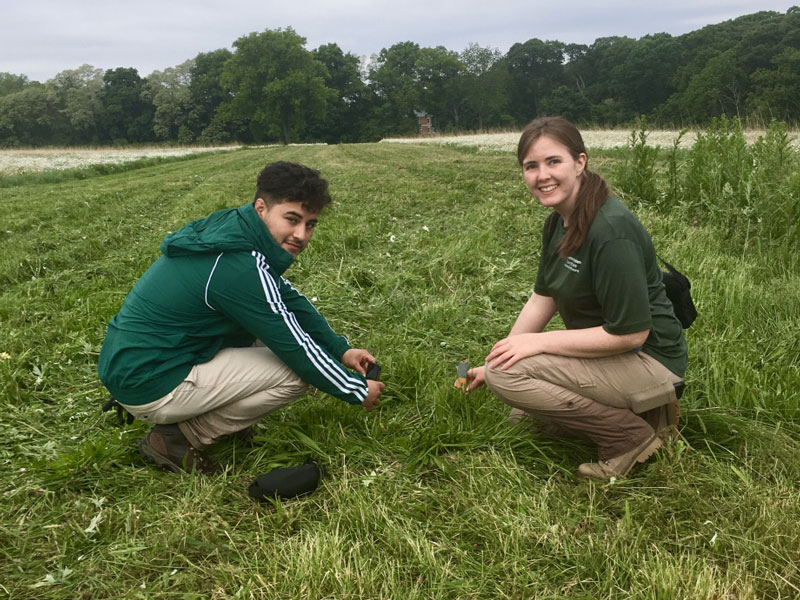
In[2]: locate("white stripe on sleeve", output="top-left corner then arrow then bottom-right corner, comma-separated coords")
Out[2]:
251,252 -> 367,400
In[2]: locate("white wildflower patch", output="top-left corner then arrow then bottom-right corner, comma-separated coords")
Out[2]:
0,146 -> 241,175
0,352 -> 10,360
380,129 -> 794,151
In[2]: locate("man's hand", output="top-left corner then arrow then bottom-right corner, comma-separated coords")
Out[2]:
363,379 -> 384,411
343,348 -> 383,410
342,348 -> 377,376
464,365 -> 487,393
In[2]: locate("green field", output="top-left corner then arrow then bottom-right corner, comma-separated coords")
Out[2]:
1,139 -> 799,599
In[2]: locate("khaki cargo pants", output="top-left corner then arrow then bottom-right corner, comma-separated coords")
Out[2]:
123,343 -> 308,448
484,350 -> 682,460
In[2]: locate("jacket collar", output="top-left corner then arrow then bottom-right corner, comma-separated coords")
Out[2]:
239,202 -> 294,276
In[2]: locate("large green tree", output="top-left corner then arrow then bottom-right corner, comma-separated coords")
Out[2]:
538,84 -> 593,124
506,38 -> 567,123
189,48 -> 236,144
368,42 -> 467,134
416,46 -> 465,130
311,43 -> 374,143
368,41 -> 425,136
748,47 -> 800,121
0,83 -> 59,146
575,36 -> 636,123
220,27 -> 330,144
459,43 -> 509,129
0,72 -> 30,97
145,60 -> 194,142
618,34 -> 680,114
99,67 -> 154,144
48,64 -> 104,144
188,48 -> 235,144
673,49 -> 748,121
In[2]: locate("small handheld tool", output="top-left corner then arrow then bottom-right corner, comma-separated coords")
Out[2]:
454,360 -> 469,391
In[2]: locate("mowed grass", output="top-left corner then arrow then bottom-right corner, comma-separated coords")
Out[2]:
1,143 -> 798,599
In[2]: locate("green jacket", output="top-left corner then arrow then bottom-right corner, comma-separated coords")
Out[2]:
98,203 -> 368,406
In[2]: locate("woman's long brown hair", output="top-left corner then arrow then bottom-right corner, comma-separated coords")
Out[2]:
517,116 -> 609,257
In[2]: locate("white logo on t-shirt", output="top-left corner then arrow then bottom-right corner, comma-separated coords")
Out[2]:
564,257 -> 581,273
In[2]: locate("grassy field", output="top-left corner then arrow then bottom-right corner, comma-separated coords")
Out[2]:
1,138 -> 798,599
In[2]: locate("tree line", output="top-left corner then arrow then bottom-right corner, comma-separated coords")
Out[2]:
1,7 -> 798,147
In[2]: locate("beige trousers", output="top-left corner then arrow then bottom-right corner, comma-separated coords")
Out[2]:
484,350 -> 682,460
124,344 -> 308,448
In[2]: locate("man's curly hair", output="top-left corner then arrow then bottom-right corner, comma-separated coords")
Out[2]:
255,161 -> 332,213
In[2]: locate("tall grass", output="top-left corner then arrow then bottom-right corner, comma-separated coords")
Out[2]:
614,118 -> 799,421
1,137 -> 798,598
615,116 -> 799,263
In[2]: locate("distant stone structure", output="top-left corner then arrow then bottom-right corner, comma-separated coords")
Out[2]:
414,111 -> 434,136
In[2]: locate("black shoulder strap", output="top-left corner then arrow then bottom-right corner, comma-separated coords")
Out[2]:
657,255 -> 690,287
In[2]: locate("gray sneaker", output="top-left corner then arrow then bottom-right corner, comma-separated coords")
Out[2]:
138,424 -> 218,474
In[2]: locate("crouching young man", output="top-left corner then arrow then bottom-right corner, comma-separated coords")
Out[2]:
98,161 -> 384,473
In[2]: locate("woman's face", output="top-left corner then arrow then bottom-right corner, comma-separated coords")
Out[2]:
521,135 -> 587,223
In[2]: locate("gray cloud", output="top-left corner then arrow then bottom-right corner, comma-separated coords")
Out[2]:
2,0 -> 796,81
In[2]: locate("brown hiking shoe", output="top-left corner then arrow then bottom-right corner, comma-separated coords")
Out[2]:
138,424 -> 218,474
578,434 -> 663,480
642,403 -> 681,442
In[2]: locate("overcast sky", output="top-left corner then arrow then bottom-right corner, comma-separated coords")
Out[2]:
2,0 -> 797,82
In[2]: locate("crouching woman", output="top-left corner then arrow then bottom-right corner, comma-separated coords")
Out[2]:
467,116 -> 687,480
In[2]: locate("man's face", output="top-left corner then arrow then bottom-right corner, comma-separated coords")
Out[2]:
254,198 -> 319,257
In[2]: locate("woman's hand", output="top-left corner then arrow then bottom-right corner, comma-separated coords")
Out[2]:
464,365 -> 487,393
485,334 -> 544,370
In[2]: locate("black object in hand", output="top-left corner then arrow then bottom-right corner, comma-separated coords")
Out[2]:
365,362 -> 381,380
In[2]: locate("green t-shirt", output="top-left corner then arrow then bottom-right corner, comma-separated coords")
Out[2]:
534,197 -> 687,376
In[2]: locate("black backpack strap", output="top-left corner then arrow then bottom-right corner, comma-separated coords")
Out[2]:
102,396 -> 135,426
657,255 -> 691,288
